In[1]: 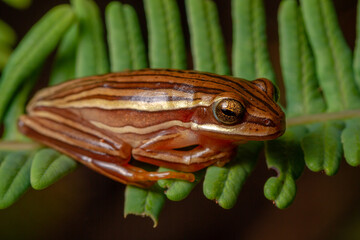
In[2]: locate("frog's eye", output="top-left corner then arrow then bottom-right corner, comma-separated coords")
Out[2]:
214,99 -> 244,125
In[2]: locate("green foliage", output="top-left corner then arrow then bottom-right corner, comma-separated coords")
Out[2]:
124,184 -> 165,227
278,0 -> 325,117
342,119 -> 360,167
49,24 -> 78,86
204,142 -> 262,209
1,0 -> 360,226
2,0 -> 32,9
0,20 -> 16,46
106,2 -> 147,71
71,0 -> 109,77
186,0 -> 229,75
158,168 -> 205,201
354,0 -> 360,89
298,0 -> 360,179
0,5 -> 76,122
0,45 -> 12,72
0,20 -> 16,70
301,0 -> 360,112
302,121 -> 344,175
2,76 -> 36,141
264,126 -> 306,208
232,0 -> 275,81
0,151 -> 32,209
30,148 -> 76,190
145,0 -> 186,69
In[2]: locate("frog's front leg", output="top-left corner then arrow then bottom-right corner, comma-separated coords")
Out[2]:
18,114 -> 194,188
132,129 -> 236,172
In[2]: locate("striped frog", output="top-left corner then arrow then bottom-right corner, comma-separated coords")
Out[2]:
18,69 -> 285,187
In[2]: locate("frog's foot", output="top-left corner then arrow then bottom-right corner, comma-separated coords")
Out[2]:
91,161 -> 195,188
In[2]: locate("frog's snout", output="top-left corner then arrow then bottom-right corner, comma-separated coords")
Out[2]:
273,111 -> 286,138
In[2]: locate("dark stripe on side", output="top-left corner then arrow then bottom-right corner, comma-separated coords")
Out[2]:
44,81 -> 222,101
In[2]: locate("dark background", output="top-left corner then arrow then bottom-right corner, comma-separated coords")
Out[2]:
1,0 -> 360,239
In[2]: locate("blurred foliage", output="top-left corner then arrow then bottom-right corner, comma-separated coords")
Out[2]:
0,0 -> 33,70
2,0 -> 31,9
0,20 -> 16,71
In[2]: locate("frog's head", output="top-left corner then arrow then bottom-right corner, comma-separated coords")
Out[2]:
199,78 -> 285,142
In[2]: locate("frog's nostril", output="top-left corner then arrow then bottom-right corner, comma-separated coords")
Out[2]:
264,119 -> 272,126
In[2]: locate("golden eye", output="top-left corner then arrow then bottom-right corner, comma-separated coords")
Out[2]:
213,99 -> 244,125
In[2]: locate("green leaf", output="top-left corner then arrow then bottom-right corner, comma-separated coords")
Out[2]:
124,184 -> 165,227
49,23 -> 78,85
232,0 -> 275,81
186,0 -> 229,74
264,126 -> 306,209
0,19 -> 16,46
2,0 -> 32,9
0,45 -> 12,71
157,168 -> 204,201
264,174 -> 296,208
0,20 -> 15,71
353,0 -> 360,89
0,152 -> 8,166
301,0 -> 360,111
105,2 -> 147,71
72,0 -> 109,77
341,119 -> 360,167
30,148 -> 77,190
144,0 -> 186,69
0,4 -> 75,122
0,151 -> 32,209
278,0 -> 325,117
2,72 -> 38,141
301,121 -> 344,175
203,141 -> 263,209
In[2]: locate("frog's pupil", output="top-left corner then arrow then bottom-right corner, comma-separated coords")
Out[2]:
222,109 -> 236,117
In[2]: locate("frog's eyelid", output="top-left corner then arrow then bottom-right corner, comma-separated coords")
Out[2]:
253,78 -> 269,93
252,78 -> 279,102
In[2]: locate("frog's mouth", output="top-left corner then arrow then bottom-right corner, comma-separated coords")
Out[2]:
173,144 -> 199,151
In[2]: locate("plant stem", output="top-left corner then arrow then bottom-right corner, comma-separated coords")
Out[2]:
287,109 -> 360,126
0,141 -> 42,151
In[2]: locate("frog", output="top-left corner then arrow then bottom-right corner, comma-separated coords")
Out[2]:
18,69 -> 285,187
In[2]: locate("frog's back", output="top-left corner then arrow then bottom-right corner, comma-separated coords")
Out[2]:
25,69 -> 283,143
27,68 -> 276,114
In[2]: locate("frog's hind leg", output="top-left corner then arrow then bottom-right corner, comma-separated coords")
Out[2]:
91,161 -> 195,187
18,114 -> 194,188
